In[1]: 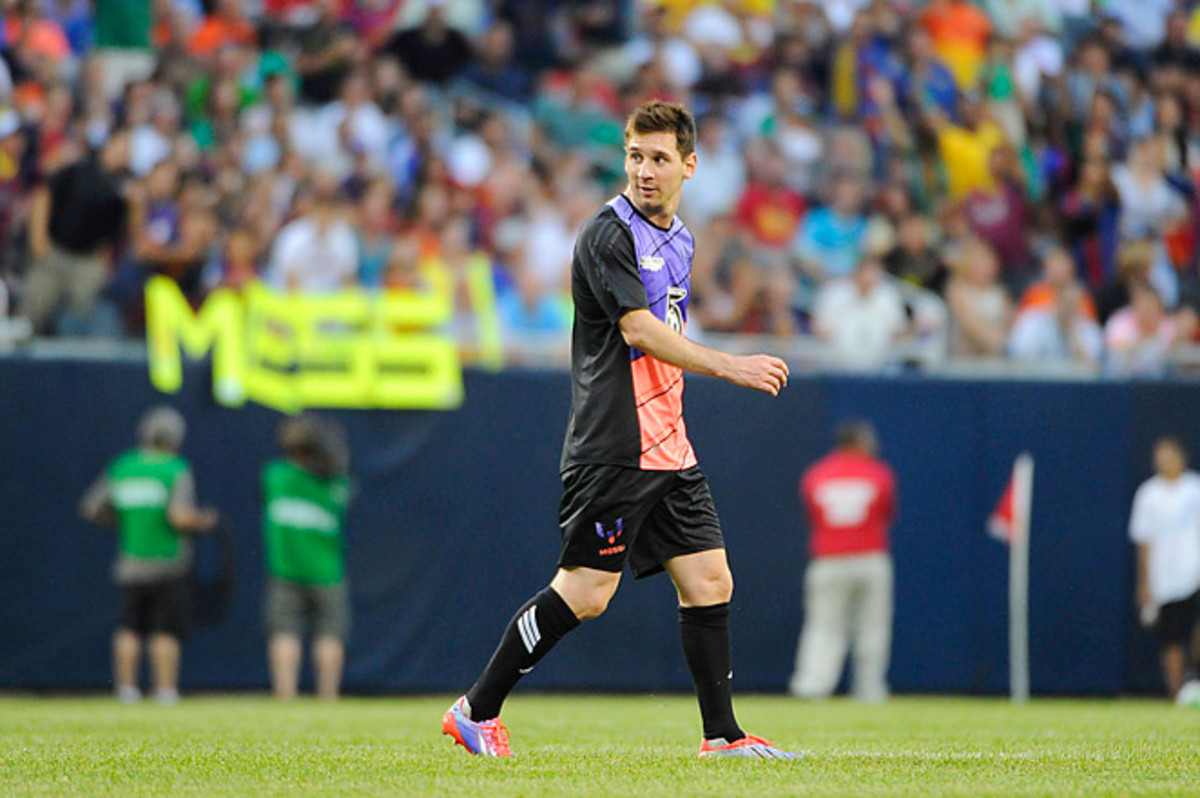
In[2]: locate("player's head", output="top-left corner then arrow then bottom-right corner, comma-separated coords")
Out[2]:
1154,436 -> 1188,479
625,100 -> 696,158
834,419 -> 878,456
623,100 -> 697,222
137,405 -> 186,452
278,413 -> 349,479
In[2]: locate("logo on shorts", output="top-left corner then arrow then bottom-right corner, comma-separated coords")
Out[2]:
595,518 -> 626,556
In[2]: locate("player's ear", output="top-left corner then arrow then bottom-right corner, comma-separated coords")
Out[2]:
682,151 -> 697,179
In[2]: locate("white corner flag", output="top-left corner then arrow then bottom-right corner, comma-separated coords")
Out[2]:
988,452 -> 1034,704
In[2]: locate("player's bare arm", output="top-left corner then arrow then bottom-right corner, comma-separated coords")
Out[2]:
619,308 -> 789,396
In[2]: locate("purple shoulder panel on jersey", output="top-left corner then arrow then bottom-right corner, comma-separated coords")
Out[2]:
606,195 -> 695,361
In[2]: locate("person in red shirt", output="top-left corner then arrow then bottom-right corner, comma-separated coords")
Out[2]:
790,420 -> 896,702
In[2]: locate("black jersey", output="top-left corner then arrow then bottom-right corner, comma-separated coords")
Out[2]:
560,195 -> 698,473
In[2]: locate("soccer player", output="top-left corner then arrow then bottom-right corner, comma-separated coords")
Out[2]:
442,100 -> 797,759
79,405 -> 219,704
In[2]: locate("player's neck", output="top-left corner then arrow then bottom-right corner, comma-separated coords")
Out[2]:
621,190 -> 676,230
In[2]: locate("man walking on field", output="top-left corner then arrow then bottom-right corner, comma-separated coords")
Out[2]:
442,100 -> 798,759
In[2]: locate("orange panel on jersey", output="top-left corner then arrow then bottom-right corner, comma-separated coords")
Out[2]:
631,355 -> 697,471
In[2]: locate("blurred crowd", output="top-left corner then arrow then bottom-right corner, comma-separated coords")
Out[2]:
2,0 -> 1200,376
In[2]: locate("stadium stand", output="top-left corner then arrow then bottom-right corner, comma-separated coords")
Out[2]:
0,0 -> 1197,376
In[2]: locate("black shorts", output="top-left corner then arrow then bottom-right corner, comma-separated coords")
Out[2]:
1156,590 -> 1200,646
558,464 -> 724,579
120,578 -> 192,640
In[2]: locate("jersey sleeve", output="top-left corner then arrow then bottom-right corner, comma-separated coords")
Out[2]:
1129,484 -> 1152,544
880,464 -> 898,524
169,467 -> 196,516
78,469 -> 113,525
576,214 -> 647,323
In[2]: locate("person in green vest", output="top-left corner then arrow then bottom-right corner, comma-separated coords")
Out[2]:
263,414 -> 352,700
79,405 -> 219,704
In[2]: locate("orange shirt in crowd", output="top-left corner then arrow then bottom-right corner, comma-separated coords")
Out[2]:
1018,282 -> 1098,319
188,16 -> 258,57
4,18 -> 71,62
920,0 -> 991,89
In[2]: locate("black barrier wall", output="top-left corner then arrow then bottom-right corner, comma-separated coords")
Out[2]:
0,358 -> 1192,694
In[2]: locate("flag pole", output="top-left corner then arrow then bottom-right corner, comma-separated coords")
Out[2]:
1009,452 -> 1034,704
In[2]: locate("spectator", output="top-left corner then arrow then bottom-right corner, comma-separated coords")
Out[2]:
919,0 -> 992,90
733,140 -> 806,272
79,405 -> 219,704
206,225 -> 261,291
682,114 -> 746,227
901,25 -> 958,121
793,171 -> 869,286
17,133 -> 129,336
0,110 -> 29,284
1104,281 -> 1180,376
1113,136 -> 1188,249
187,0 -> 257,60
811,255 -> 908,370
761,69 -> 824,195
91,0 -> 156,100
1105,0 -> 1175,53
1129,436 -> 1200,700
883,213 -> 947,294
963,143 -> 1034,291
1059,156 -> 1120,291
460,19 -> 534,104
930,92 -> 1007,202
984,0 -> 1061,42
263,413 -> 353,700
384,0 -> 473,86
265,173 -> 358,292
356,179 -> 396,289
531,59 -> 624,174
1017,246 -> 1097,319
622,4 -> 702,93
791,419 -> 897,703
1007,280 -> 1103,367
295,0 -> 360,105
130,163 -> 215,301
1066,37 -> 1128,121
945,238 -> 1011,357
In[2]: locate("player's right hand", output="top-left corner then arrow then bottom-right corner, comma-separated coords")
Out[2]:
198,507 -> 220,531
727,354 -> 789,396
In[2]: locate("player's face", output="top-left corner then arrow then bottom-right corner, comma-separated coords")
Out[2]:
624,131 -> 696,225
1155,443 -> 1186,479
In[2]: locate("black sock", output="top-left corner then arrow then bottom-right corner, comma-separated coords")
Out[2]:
679,602 -> 744,742
465,587 -> 580,721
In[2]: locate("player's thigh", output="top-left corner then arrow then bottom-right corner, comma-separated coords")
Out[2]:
630,467 -> 724,580
148,578 -> 192,640
1157,590 -> 1200,647
311,583 -> 351,642
264,578 -> 309,638
805,559 -> 857,623
557,465 -> 669,575
119,584 -> 153,636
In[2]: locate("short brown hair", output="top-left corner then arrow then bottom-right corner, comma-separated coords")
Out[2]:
624,100 -> 696,158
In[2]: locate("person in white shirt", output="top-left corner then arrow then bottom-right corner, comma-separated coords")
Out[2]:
1129,437 -> 1200,698
812,256 -> 908,369
1007,281 -> 1103,367
266,174 -> 359,292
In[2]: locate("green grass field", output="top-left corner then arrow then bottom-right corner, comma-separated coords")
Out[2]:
1,694 -> 1197,796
